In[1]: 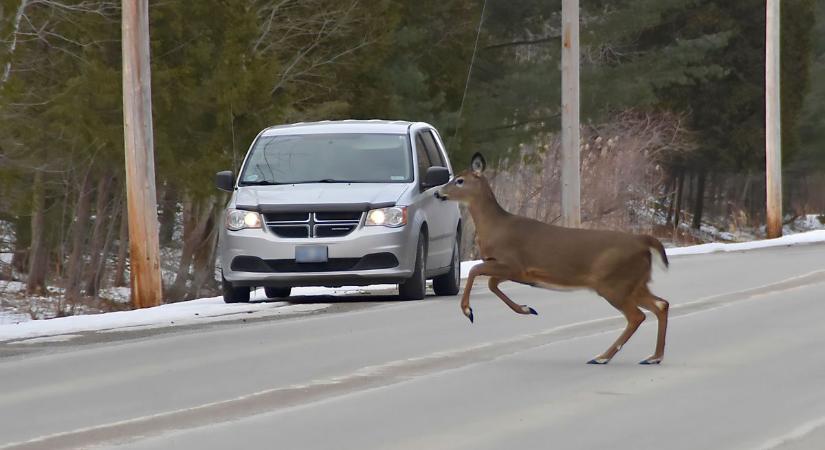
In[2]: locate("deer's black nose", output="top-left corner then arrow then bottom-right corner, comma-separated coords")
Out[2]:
434,191 -> 448,201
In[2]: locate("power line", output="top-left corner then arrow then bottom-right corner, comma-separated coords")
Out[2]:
452,0 -> 488,143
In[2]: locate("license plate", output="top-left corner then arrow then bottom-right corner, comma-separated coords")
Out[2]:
295,245 -> 328,263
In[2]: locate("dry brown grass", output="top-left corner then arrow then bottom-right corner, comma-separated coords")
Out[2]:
460,111 -> 693,259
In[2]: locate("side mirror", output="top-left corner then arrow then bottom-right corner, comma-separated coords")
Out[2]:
215,170 -> 235,192
422,166 -> 451,189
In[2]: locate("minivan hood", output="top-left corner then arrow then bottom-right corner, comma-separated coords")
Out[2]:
234,183 -> 410,212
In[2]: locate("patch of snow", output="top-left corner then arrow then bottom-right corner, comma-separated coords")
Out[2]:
791,214 -> 825,232
98,286 -> 131,303
0,296 -> 332,342
666,229 -> 825,256
10,334 -> 83,344
0,311 -> 30,324
0,280 -> 25,294
0,253 -> 12,265
0,283 -> 401,342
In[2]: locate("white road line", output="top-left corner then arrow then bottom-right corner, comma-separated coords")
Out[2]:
755,415 -> 825,450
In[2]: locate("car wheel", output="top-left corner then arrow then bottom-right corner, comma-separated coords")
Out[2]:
222,276 -> 250,303
399,235 -> 426,300
264,286 -> 292,299
433,238 -> 460,296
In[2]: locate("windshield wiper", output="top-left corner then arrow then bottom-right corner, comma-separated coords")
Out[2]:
239,180 -> 282,186
291,179 -> 354,184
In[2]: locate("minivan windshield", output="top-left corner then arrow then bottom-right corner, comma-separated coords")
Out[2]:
239,133 -> 413,185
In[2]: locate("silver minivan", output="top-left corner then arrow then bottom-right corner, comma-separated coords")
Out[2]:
215,120 -> 462,303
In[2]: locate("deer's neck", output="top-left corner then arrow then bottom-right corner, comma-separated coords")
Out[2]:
468,187 -> 508,237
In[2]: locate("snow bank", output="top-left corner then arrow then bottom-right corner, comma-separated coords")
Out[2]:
0,284 -> 404,342
666,229 -> 825,256
0,293 -> 328,343
461,229 -> 825,278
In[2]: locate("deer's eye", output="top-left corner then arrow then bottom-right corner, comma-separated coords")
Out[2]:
455,178 -> 464,187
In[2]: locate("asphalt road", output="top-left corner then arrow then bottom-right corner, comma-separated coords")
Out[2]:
1,244 -> 825,450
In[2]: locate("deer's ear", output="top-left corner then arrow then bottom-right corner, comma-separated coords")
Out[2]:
470,152 -> 486,175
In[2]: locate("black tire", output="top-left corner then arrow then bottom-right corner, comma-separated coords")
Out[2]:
433,238 -> 460,296
264,286 -> 292,299
222,276 -> 250,303
399,235 -> 426,300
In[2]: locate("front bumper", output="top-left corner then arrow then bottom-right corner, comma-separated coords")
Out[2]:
219,222 -> 417,287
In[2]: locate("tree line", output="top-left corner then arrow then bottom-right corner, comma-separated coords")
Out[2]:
0,0 -> 822,306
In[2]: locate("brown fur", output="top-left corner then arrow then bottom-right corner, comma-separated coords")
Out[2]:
439,169 -> 670,364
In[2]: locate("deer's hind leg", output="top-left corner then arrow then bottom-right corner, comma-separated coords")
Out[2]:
637,288 -> 670,365
489,277 -> 538,316
588,286 -> 646,365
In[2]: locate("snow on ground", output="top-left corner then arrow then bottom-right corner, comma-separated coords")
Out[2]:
0,294 -> 324,343
665,229 -> 825,256
0,284 -> 402,343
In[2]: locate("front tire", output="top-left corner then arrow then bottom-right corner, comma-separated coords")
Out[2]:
433,238 -> 460,296
399,235 -> 426,300
264,286 -> 291,299
222,276 -> 250,303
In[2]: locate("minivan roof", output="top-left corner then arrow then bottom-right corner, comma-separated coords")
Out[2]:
261,120 -> 414,136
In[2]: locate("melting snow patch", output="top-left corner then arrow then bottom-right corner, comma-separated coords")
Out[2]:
666,229 -> 825,256
10,334 -> 84,345
0,296 -> 331,343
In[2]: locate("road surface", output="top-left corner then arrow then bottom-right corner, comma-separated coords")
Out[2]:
1,244 -> 825,450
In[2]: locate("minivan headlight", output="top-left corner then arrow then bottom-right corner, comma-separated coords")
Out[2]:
366,206 -> 407,228
226,209 -> 262,231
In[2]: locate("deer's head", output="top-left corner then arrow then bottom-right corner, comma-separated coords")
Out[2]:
436,153 -> 489,204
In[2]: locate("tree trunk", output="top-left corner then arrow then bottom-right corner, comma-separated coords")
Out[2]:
26,170 -> 48,295
83,175 -> 114,297
114,198 -> 129,288
65,174 -> 93,302
665,171 -> 678,225
167,196 -> 214,301
673,168 -> 685,228
91,199 -> 120,299
738,171 -> 752,209
692,171 -> 707,230
186,211 -> 218,300
11,214 -> 30,275
159,183 -> 177,246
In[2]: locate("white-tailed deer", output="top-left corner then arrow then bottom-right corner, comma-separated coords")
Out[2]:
436,153 -> 670,365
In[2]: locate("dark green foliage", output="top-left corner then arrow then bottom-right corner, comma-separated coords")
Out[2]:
456,0 -> 817,173
0,0 -> 822,295
796,0 -> 825,169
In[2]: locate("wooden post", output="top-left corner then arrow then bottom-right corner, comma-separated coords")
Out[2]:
765,0 -> 782,238
561,0 -> 581,228
122,0 -> 162,308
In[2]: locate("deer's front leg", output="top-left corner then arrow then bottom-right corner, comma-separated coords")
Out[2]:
460,261 -> 518,323
489,277 -> 538,316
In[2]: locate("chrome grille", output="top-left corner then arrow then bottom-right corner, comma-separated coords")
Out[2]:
264,211 -> 362,238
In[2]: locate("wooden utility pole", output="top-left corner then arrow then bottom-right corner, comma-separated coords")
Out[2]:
122,0 -> 162,308
765,0 -> 782,238
561,0 -> 581,228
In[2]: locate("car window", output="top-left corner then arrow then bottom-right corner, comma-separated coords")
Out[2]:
421,130 -> 445,167
415,134 -> 432,179
239,133 -> 413,184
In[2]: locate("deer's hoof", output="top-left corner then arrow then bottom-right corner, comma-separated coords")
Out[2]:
639,357 -> 662,365
463,307 -> 474,323
527,306 -> 538,315
587,357 -> 610,365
